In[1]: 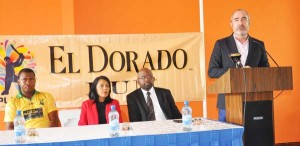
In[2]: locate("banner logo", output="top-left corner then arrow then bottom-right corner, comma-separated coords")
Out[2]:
0,33 -> 205,110
0,40 -> 36,95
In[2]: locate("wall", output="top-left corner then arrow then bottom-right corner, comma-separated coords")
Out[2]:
1,0 -> 300,143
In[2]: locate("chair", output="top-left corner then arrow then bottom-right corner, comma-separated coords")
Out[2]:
58,109 -> 81,127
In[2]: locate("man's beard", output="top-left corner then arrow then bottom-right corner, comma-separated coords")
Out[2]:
237,26 -> 248,35
143,84 -> 153,91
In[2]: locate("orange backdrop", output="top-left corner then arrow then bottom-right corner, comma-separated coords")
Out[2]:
0,0 -> 299,143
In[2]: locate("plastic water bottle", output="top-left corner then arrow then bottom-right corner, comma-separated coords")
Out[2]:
14,110 -> 26,143
182,100 -> 192,131
108,105 -> 120,137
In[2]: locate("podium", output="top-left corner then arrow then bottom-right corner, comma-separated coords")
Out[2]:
207,67 -> 293,146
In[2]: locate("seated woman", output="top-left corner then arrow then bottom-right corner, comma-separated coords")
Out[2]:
78,76 -> 123,125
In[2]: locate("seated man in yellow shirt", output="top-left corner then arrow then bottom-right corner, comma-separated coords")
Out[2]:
4,68 -> 59,130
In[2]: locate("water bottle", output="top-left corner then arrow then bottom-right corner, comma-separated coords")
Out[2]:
182,100 -> 192,131
14,110 -> 26,143
108,105 -> 120,137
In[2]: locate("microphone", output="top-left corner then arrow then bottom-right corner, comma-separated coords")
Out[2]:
252,40 -> 279,67
228,53 -> 243,68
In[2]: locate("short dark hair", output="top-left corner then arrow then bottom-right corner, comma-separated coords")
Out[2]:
230,9 -> 250,23
88,75 -> 112,104
4,56 -> 10,61
18,68 -> 35,78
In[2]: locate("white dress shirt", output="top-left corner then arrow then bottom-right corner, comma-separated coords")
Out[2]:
141,87 -> 167,121
233,35 -> 249,66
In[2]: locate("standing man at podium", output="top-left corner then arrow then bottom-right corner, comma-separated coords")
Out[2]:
208,9 -> 270,122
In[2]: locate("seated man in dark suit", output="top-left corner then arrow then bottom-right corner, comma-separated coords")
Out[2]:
127,68 -> 182,122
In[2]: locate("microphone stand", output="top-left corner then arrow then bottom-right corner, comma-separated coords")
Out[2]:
252,40 -> 279,67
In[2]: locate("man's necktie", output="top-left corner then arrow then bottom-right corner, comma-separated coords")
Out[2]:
146,92 -> 156,121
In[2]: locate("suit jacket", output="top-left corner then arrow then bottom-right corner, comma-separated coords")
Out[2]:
78,99 -> 123,125
126,87 -> 182,122
208,34 -> 270,109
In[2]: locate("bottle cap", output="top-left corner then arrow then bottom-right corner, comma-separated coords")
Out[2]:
111,105 -> 116,110
16,110 -> 22,116
184,100 -> 189,105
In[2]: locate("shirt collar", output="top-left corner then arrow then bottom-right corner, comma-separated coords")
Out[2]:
140,86 -> 155,96
233,34 -> 249,45
16,90 -> 39,98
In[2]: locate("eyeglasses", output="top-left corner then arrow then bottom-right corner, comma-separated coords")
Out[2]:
138,75 -> 153,80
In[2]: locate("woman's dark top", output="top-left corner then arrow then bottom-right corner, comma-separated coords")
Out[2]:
96,102 -> 107,124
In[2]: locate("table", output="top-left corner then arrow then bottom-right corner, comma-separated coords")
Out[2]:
0,119 -> 244,146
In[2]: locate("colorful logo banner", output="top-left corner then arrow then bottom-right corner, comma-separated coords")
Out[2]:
0,33 -> 205,110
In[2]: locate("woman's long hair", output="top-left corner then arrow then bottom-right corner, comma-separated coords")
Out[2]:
88,76 -> 113,104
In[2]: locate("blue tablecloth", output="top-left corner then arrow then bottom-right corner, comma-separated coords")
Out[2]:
0,119 -> 244,146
